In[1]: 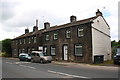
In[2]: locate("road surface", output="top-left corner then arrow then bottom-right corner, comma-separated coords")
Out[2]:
1,57 -> 119,80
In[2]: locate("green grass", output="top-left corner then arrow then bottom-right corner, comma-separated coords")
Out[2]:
92,60 -> 114,66
0,52 -> 7,57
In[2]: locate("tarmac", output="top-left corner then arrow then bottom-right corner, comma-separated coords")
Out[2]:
2,57 -> 119,70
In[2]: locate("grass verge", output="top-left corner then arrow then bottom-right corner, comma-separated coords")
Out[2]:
0,52 -> 7,57
91,60 -> 114,66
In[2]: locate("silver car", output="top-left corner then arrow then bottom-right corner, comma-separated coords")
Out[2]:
31,51 -> 52,63
19,53 -> 31,61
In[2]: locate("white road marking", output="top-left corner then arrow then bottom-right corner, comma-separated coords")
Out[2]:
48,70 -> 90,79
5,62 -> 13,64
19,65 -> 36,69
14,62 -> 31,64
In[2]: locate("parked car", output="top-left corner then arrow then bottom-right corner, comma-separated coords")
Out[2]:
113,47 -> 120,65
19,53 -> 31,61
31,51 -> 52,63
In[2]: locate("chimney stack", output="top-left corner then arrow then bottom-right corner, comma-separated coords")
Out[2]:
36,19 -> 38,27
33,19 -> 38,32
25,28 -> 29,34
96,9 -> 103,16
33,26 -> 38,32
70,15 -> 77,22
44,22 -> 50,29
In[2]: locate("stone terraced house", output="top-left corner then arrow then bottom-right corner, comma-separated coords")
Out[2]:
12,9 -> 111,63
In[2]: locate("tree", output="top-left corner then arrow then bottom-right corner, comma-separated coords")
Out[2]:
118,40 -> 120,46
0,41 -> 2,52
2,39 -> 12,57
111,40 -> 120,47
111,40 -> 117,47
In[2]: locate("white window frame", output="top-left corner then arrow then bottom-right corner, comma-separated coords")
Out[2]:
54,32 -> 58,40
32,37 -> 34,39
34,37 -> 36,43
22,49 -> 25,53
28,37 -> 31,43
23,39 -> 25,44
20,39 -> 22,44
75,44 -> 83,56
19,49 -> 21,54
32,48 -> 35,51
16,40 -> 17,45
66,30 -> 71,38
46,34 -> 49,41
28,48 -> 31,54
78,28 -> 84,37
51,46 -> 55,55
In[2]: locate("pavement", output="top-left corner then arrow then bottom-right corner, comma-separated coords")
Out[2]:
3,57 -> 119,70
53,61 -> 119,70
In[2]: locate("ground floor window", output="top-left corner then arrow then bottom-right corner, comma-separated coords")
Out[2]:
19,49 -> 21,54
50,46 -> 56,56
22,49 -> 25,53
32,48 -> 35,51
28,48 -> 31,54
75,43 -> 83,56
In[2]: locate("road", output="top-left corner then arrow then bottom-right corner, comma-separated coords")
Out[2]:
1,57 -> 119,80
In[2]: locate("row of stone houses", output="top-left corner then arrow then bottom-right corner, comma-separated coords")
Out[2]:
12,9 -> 111,63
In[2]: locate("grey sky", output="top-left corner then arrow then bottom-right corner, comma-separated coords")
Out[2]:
0,0 -> 119,41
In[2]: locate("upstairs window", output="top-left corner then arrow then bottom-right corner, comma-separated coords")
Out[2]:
66,30 -> 71,38
20,39 -> 22,44
46,34 -> 50,41
12,41 -> 14,45
31,36 -> 34,40
28,37 -> 31,43
23,39 -> 25,44
34,37 -> 36,43
50,46 -> 56,56
53,32 -> 58,40
16,40 -> 17,45
75,43 -> 83,56
78,27 -> 84,37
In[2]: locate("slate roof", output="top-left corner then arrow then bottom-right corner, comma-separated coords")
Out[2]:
13,29 -> 44,40
13,16 -> 98,40
42,16 -> 97,33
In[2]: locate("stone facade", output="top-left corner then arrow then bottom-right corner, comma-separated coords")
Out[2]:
12,9 -> 111,63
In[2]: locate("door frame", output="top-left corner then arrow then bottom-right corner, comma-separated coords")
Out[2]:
62,44 -> 68,61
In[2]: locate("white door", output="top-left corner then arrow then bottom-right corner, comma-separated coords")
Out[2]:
44,47 -> 47,53
63,45 -> 68,60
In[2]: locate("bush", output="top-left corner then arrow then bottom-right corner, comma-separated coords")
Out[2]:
2,39 -> 12,57
0,52 -> 8,57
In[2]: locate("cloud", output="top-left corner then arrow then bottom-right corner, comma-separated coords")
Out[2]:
0,0 -> 119,41
1,0 -> 20,21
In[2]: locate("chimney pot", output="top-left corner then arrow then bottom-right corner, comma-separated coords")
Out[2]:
25,28 -> 29,34
33,26 -> 38,32
33,19 -> 38,32
96,9 -> 103,16
44,22 -> 50,29
36,19 -> 38,27
70,15 -> 77,22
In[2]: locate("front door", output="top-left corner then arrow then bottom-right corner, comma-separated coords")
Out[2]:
63,45 -> 68,60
